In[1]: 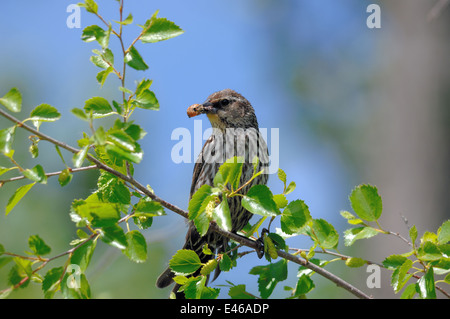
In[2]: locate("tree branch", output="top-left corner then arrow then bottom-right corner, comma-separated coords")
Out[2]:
0,107 -> 372,299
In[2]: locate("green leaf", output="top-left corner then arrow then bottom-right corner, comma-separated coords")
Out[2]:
61,272 -> 91,299
183,275 -> 219,299
0,88 -> 22,112
437,220 -> 450,244
29,104 -> 61,123
219,254 -> 232,272
0,166 -> 15,177
133,89 -> 159,110
107,129 -> 136,152
169,249 -> 202,275
213,156 -> 243,190
212,196 -> 232,232
228,284 -> 255,299
349,184 -> 382,222
400,283 -> 417,299
417,241 -> 443,261
105,143 -> 143,164
58,168 -> 73,187
343,226 -> 379,246
134,198 -> 165,216
100,225 -> 127,250
241,185 -> 280,217
70,239 -> 96,272
277,168 -> 287,185
417,267 -> 436,299
78,0 -> 98,14
6,182 -> 35,216
96,67 -> 114,87
42,267 -> 64,299
114,13 -> 133,25
81,25 -> 110,48
285,181 -> 296,195
124,46 -> 148,71
294,274 -> 315,297
409,225 -> 418,245
28,235 -> 51,256
140,13 -> 184,43
249,259 -> 288,299
0,126 -> 15,155
280,200 -> 311,235
23,164 -> 47,184
84,96 -> 114,118
382,255 -> 407,269
273,194 -> 288,209
310,219 -> 339,249
0,244 -> 4,256
72,146 -> 89,168
71,108 -> 88,121
70,193 -> 121,227
391,259 -> 413,293
188,185 -> 213,220
97,171 -> 131,205
123,230 -> 147,263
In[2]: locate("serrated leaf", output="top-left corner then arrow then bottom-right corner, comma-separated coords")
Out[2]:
29,104 -> 61,125
437,220 -> 450,244
294,274 -> 315,297
219,254 -> 232,272
123,230 -> 147,263
400,283 -> 417,299
280,200 -> 311,235
140,13 -> 184,43
114,13 -> 133,25
101,225 -> 127,250
344,226 -> 379,246
72,146 -> 89,168
28,235 -> 51,256
96,67 -> 114,87
42,267 -> 64,299
124,46 -> 148,71
169,249 -> 202,275
84,96 -> 114,118
349,184 -> 382,222
6,182 -> 35,216
61,272 -> 91,299
23,164 -> 47,184
285,181 -> 296,195
71,108 -> 88,121
212,196 -> 232,232
273,194 -> 288,209
417,267 -> 436,299
133,89 -> 159,110
382,255 -> 408,269
78,0 -> 98,14
70,239 -> 96,272
249,259 -> 287,299
81,24 -> 110,48
391,259 -> 413,293
228,284 -> 255,299
0,88 -> 22,112
311,219 -> 339,249
0,126 -> 15,155
241,184 -> 280,217
213,156 -> 243,190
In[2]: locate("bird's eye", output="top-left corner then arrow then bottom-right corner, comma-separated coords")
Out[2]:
220,99 -> 230,107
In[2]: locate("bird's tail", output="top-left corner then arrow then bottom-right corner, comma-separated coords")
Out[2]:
156,224 -> 224,298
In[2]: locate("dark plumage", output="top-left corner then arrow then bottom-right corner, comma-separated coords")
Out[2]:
156,89 -> 269,298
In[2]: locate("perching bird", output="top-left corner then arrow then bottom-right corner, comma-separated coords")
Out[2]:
156,89 -> 269,298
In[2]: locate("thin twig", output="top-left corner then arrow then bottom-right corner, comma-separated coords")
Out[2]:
0,165 -> 97,185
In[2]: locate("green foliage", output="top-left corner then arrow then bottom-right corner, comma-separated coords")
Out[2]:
0,0 -> 448,300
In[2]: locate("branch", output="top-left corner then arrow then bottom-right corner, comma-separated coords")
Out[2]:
0,108 -> 372,299
0,165 -> 97,185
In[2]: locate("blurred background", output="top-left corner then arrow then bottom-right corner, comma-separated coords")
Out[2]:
0,0 -> 449,298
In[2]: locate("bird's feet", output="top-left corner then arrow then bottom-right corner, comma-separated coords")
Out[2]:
255,228 -> 269,259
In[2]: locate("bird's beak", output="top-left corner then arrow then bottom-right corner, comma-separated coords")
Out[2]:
187,102 -> 217,118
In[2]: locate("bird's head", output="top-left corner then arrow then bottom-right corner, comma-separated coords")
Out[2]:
187,89 -> 258,130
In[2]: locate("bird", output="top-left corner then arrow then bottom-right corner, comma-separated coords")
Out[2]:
156,89 -> 269,298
